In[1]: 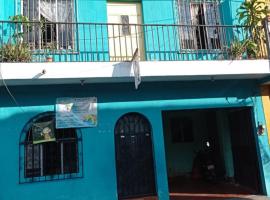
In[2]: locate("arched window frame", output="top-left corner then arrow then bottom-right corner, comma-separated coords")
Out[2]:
19,111 -> 83,183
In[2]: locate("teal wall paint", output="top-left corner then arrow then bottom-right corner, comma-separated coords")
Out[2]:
0,80 -> 270,199
0,1 -> 4,20
221,0 -> 244,25
1,0 -> 15,20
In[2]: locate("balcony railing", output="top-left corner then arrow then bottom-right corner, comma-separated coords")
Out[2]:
0,20 -> 269,63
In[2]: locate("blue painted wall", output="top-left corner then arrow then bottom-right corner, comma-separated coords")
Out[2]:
0,79 -> 270,200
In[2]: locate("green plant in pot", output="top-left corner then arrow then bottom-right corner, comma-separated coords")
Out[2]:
230,40 -> 245,59
0,43 -> 31,62
0,15 -> 32,62
42,42 -> 57,62
230,39 -> 258,59
245,39 -> 258,58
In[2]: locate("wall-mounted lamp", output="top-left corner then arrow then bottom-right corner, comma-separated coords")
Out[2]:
41,69 -> 46,75
257,124 -> 265,136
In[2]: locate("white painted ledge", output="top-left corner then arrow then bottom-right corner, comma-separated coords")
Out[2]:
0,60 -> 270,85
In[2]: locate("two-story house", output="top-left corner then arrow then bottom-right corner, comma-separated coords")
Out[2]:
1,0 -> 270,200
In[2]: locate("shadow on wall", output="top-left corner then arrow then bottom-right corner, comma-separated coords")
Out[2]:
220,0 -> 234,26
0,79 -> 261,108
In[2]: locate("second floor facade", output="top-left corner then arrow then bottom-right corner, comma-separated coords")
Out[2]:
0,0 -> 269,63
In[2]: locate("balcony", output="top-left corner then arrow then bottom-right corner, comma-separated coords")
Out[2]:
0,21 -> 269,63
1,21 -> 270,86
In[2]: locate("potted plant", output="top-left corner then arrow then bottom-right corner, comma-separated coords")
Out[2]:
0,43 -> 32,62
43,42 -> 56,62
0,15 -> 32,62
229,38 -> 258,59
245,39 -> 258,58
230,40 -> 246,59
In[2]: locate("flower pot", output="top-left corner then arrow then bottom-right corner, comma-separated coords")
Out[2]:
46,56 -> 53,62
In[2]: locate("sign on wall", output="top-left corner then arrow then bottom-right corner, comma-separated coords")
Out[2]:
32,120 -> 56,144
56,97 -> 97,129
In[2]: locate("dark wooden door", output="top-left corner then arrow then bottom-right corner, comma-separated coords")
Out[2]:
228,108 -> 261,193
115,113 -> 156,199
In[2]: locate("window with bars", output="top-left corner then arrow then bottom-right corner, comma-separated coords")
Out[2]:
19,112 -> 83,183
176,0 -> 222,50
170,117 -> 194,143
22,0 -> 77,50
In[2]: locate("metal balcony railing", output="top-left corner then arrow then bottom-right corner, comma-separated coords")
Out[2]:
0,20 -> 269,63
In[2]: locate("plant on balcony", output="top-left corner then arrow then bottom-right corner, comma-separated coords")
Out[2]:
245,39 -> 258,58
9,14 -> 31,43
230,40 -> 245,59
0,15 -> 32,62
237,0 -> 268,58
229,39 -> 258,59
0,43 -> 31,62
42,42 -> 57,62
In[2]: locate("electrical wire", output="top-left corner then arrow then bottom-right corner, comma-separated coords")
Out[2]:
0,65 -> 26,113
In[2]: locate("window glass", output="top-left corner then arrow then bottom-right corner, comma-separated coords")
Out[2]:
176,0 -> 222,49
20,112 -> 82,183
22,0 -> 76,50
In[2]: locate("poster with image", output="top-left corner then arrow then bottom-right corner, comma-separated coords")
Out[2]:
56,97 -> 97,129
32,120 -> 56,144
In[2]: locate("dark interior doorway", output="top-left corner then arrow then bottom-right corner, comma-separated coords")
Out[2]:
162,107 -> 262,200
114,113 -> 157,200
228,108 -> 262,194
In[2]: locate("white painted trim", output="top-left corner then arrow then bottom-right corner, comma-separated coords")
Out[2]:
0,60 -> 270,86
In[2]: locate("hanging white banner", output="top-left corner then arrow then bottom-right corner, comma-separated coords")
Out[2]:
131,48 -> 141,90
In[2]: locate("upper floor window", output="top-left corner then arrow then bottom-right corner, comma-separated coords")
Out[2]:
19,112 -> 83,183
22,0 -> 77,50
176,0 -> 222,50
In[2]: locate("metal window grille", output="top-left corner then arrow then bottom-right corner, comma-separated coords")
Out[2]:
22,0 -> 77,50
19,112 -> 83,183
176,0 -> 222,50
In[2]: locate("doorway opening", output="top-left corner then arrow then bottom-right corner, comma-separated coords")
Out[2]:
115,113 -> 157,200
162,107 -> 263,200
107,2 -> 145,61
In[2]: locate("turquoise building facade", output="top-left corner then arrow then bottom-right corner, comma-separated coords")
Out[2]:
1,0 -> 270,200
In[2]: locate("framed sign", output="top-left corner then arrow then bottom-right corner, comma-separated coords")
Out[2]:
56,97 -> 97,129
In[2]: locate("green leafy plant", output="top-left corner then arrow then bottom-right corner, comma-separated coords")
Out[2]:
9,14 -> 31,43
237,0 -> 268,58
0,43 -> 32,62
229,39 -> 258,59
0,15 -> 32,62
245,39 -> 258,58
230,40 -> 246,59
237,0 -> 268,28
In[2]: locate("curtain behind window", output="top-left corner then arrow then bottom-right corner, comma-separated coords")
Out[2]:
23,0 -> 75,50
175,0 -> 222,49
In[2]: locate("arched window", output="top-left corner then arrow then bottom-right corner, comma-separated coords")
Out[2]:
19,112 -> 83,183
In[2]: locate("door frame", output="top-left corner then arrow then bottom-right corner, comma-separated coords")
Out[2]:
161,107 -> 266,195
114,112 -> 158,200
106,1 -> 146,61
